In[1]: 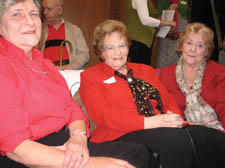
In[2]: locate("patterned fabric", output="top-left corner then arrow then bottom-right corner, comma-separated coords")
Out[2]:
170,0 -> 188,30
156,12 -> 187,68
176,58 -> 224,131
170,0 -> 180,34
115,69 -> 163,117
156,0 -> 188,68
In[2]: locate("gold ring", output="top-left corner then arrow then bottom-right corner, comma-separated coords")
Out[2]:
79,153 -> 84,157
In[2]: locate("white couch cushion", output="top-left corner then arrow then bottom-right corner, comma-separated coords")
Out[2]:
59,70 -> 84,96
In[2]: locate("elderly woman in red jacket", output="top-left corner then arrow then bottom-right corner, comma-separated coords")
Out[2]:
159,22 -> 225,167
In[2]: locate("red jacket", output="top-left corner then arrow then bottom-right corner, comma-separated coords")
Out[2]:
159,60 -> 225,128
80,62 -> 181,143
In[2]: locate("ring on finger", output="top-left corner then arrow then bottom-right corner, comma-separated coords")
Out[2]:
78,153 -> 84,157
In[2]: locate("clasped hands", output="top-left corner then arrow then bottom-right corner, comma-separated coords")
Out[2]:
54,134 -> 89,168
144,111 -> 184,129
54,134 -> 135,168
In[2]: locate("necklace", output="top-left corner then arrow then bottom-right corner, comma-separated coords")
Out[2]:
25,62 -> 47,75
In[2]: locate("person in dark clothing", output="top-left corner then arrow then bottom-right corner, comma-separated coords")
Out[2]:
189,0 -> 225,61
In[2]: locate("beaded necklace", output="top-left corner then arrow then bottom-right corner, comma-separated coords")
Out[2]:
24,59 -> 47,75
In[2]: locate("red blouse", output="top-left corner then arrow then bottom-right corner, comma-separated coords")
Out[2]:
80,62 -> 181,143
0,37 -> 89,155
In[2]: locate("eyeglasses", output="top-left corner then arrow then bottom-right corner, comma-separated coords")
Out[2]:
184,40 -> 207,50
103,43 -> 128,53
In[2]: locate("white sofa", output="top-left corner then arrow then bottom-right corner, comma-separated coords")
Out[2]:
59,70 -> 84,96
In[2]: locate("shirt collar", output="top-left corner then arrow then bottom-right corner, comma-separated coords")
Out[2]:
102,61 -> 130,77
0,37 -> 44,68
47,17 -> 64,29
0,37 -> 26,60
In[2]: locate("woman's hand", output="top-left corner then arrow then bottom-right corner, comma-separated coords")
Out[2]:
64,135 -> 89,168
54,134 -> 89,168
160,20 -> 176,27
144,112 -> 184,129
57,64 -> 73,70
88,157 -> 136,168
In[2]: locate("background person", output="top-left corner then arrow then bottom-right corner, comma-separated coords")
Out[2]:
156,0 -> 188,68
38,0 -> 90,70
126,0 -> 176,65
0,0 -> 150,167
80,19 -> 199,168
190,0 -> 225,62
158,22 -> 225,167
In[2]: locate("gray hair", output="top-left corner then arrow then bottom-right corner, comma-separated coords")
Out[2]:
0,0 -> 41,19
58,0 -> 64,6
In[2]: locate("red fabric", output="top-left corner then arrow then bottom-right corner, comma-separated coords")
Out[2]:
170,0 -> 179,33
159,61 -> 225,128
0,37 -> 89,155
80,62 -> 181,143
43,24 -> 69,62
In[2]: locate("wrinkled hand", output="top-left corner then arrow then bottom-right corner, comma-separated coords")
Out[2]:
64,135 -> 89,168
56,64 -> 72,70
169,21 -> 177,27
160,20 -> 176,27
54,135 -> 89,168
88,157 -> 136,168
144,111 -> 184,129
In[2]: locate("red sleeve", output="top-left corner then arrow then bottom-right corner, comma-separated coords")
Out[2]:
45,60 -> 90,135
67,97 -> 90,136
215,71 -> 225,128
0,65 -> 31,155
80,70 -> 144,132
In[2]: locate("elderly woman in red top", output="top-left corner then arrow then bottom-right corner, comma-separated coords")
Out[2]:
159,22 -> 225,167
80,20 -> 225,168
0,0 -> 149,168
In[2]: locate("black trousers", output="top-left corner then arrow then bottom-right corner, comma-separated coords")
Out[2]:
117,125 -> 225,168
0,127 -> 150,168
128,40 -> 152,65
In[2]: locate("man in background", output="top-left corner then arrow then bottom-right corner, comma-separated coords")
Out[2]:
38,0 -> 90,70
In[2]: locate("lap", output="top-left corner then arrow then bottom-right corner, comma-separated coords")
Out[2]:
88,140 -> 152,168
0,128 -> 152,168
184,125 -> 225,168
118,127 -> 194,168
117,125 -> 225,168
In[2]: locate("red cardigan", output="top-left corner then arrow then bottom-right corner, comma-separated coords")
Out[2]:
159,60 -> 225,128
80,62 -> 181,143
